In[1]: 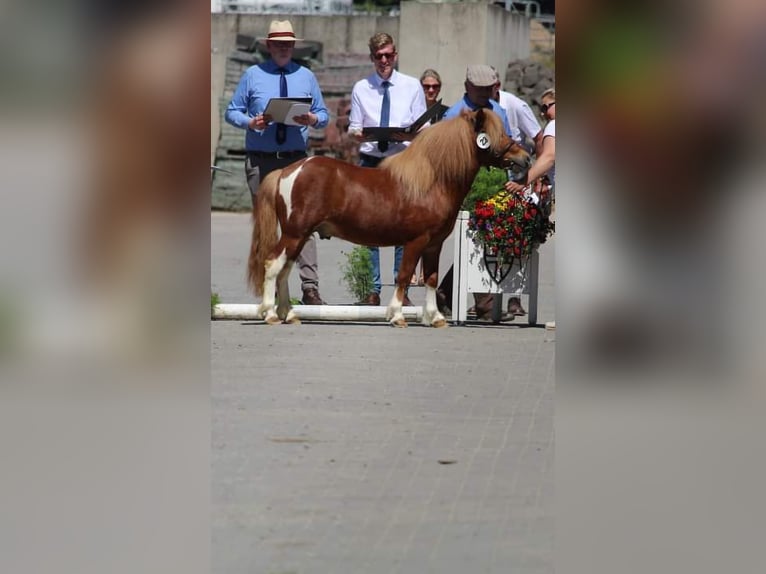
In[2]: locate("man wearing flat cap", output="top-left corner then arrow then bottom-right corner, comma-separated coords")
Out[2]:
225,20 -> 330,306
443,64 -> 513,134
438,65 -> 520,319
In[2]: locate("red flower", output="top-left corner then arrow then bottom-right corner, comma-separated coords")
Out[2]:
468,189 -> 555,261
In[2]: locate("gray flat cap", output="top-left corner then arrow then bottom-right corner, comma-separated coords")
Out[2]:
466,64 -> 497,87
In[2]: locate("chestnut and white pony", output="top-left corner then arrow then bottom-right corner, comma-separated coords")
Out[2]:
248,107 -> 530,327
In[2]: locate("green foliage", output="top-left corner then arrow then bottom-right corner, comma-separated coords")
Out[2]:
0,294 -> 19,357
353,0 -> 399,10
211,292 -> 220,317
462,167 -> 508,213
340,246 -> 374,301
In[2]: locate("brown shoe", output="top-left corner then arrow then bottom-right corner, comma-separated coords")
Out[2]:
301,287 -> 325,305
507,296 -> 527,316
467,293 -> 494,320
358,292 -> 380,306
475,293 -> 495,313
402,294 -> 413,307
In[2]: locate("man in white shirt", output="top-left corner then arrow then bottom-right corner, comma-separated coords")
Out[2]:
491,67 -> 543,157
348,32 -> 427,307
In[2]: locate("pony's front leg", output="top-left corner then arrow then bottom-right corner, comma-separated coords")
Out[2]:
276,263 -> 299,324
257,250 -> 287,325
421,249 -> 447,328
386,284 -> 408,327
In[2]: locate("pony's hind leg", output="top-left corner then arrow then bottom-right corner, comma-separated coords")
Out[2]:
385,285 -> 408,327
258,249 -> 287,325
276,234 -> 309,324
276,262 -> 299,324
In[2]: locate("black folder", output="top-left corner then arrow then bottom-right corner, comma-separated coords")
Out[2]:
362,100 -> 444,141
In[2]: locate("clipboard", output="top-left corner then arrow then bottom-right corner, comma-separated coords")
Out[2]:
263,97 -> 312,126
362,100 -> 444,141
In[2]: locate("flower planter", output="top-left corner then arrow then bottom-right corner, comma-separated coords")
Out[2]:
451,211 -> 539,324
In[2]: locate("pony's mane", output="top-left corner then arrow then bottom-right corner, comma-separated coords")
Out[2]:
382,109 -> 506,201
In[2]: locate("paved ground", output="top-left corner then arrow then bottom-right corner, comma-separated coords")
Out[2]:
211,212 -> 555,574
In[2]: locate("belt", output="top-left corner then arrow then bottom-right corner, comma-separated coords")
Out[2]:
248,150 -> 306,160
359,153 -> 385,165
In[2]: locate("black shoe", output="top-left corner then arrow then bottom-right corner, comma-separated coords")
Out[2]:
302,288 -> 325,305
436,289 -> 450,313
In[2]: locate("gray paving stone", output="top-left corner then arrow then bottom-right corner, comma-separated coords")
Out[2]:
212,213 -> 554,574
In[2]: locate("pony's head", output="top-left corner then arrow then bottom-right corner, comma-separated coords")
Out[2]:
462,108 -> 530,179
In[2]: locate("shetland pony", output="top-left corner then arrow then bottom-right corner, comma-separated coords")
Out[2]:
248,107 -> 530,327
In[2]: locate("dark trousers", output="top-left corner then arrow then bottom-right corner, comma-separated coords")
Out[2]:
245,151 -> 319,291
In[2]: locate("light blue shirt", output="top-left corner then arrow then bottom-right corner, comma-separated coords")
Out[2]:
225,60 -> 329,152
444,96 -> 514,138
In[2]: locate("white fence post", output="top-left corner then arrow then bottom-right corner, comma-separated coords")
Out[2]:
451,210 -> 539,325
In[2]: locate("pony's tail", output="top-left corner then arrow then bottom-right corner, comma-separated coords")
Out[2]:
247,169 -> 282,297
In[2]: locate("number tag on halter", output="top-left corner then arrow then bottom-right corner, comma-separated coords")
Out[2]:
476,132 -> 490,150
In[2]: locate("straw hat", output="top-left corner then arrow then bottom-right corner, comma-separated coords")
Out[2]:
259,20 -> 302,42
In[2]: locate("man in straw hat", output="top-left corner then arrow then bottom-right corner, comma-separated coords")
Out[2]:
225,20 -> 329,305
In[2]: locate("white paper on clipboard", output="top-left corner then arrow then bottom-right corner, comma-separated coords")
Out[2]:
263,97 -> 312,126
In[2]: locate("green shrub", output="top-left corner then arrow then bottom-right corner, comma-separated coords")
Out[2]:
211,292 -> 220,317
340,246 -> 374,301
462,167 -> 508,213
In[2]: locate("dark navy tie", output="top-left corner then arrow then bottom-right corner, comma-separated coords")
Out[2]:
378,80 -> 390,153
276,67 -> 288,145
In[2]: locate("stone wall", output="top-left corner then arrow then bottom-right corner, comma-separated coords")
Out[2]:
502,58 -> 555,111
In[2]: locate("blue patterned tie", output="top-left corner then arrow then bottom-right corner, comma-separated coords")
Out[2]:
276,67 -> 288,145
378,80 -> 390,153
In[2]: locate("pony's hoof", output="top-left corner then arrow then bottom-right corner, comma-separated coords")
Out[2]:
431,318 -> 448,328
390,318 -> 408,328
264,311 -> 281,325
284,310 -> 301,324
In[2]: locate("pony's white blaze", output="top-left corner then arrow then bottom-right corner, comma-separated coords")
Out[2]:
278,163 -> 305,222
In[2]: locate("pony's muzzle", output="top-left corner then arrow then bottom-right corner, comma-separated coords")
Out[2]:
504,154 -> 530,171
505,155 -> 531,183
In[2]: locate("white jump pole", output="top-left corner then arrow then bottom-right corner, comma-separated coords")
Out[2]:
213,304 -> 424,322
